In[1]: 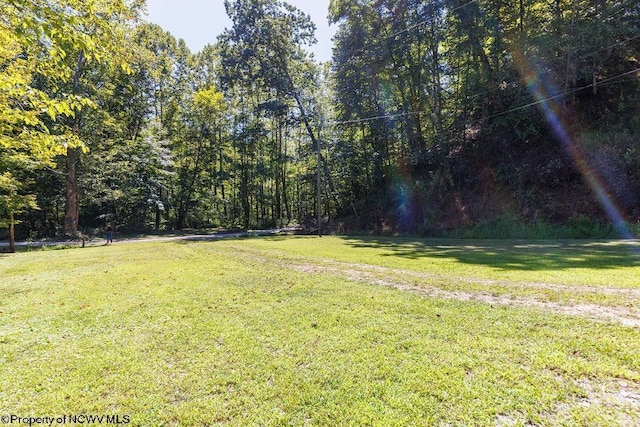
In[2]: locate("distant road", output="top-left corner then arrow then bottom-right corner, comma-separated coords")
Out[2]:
0,227 -> 303,250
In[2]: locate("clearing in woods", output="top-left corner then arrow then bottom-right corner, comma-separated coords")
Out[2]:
1,235 -> 638,425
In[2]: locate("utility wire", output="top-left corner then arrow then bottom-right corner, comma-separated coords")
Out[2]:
332,0 -> 638,102
471,67 -> 640,124
465,33 -> 640,103
331,67 -> 640,126
332,111 -> 421,126
329,1 -> 640,126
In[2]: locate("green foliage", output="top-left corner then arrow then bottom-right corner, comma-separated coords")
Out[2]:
564,215 -> 617,239
1,0 -> 141,237
445,215 -> 556,240
214,0 -> 325,230
7,0 -> 640,239
444,214 -> 623,240
329,0 -> 640,234
0,172 -> 38,226
0,0 -> 137,159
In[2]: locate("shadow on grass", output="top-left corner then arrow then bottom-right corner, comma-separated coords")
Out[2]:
171,229 -> 300,244
340,236 -> 640,271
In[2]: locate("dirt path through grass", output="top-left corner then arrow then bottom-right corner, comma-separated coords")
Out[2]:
286,259 -> 640,327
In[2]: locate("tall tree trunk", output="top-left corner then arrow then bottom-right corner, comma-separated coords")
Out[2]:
155,189 -> 161,231
64,147 -> 80,235
282,139 -> 291,223
274,122 -> 282,223
176,204 -> 186,230
290,90 -> 339,208
8,210 -> 15,253
64,50 -> 86,237
430,19 -> 444,136
176,140 -> 204,230
241,153 -> 250,230
563,0 -> 577,93
452,1 -> 504,111
220,147 -> 227,218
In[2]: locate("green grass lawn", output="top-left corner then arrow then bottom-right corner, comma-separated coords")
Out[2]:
1,236 -> 639,426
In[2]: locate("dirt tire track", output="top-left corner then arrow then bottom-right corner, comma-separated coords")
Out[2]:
287,260 -> 640,327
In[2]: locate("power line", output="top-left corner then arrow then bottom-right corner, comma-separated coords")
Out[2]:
329,1 -> 640,126
332,0 -> 639,107
331,67 -> 640,126
332,111 -> 420,126
473,67 -> 640,124
332,32 -> 640,126
465,33 -> 640,103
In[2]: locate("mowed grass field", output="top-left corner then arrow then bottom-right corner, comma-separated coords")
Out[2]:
1,235 -> 639,426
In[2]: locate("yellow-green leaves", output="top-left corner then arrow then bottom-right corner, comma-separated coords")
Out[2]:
0,172 -> 38,219
1,0 -> 138,234
1,0 -> 136,165
193,86 -> 225,113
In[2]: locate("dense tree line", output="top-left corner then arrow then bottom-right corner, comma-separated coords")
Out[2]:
2,0 -> 639,249
329,0 -> 640,235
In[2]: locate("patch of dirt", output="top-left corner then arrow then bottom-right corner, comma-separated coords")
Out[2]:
542,378 -> 640,425
492,377 -> 640,425
493,413 -> 532,427
287,260 -> 640,327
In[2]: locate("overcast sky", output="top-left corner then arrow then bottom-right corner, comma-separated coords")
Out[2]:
144,0 -> 337,62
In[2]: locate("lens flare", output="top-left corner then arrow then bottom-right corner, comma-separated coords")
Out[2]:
392,173 -> 413,229
516,54 -> 633,239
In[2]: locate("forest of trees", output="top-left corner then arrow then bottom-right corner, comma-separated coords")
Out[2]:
2,0 -> 640,250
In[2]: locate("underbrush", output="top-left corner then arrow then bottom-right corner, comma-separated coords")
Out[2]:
441,215 -> 634,240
